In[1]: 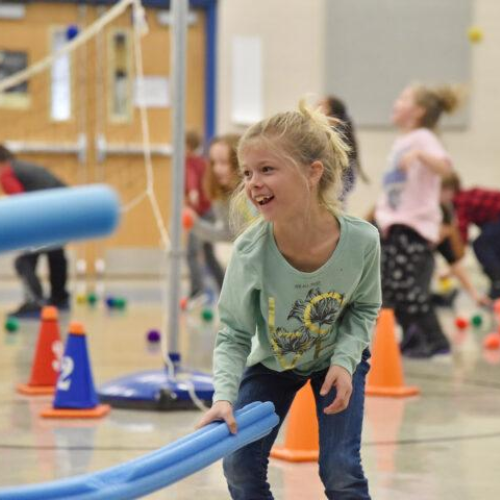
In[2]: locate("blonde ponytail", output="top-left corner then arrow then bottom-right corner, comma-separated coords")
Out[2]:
412,83 -> 465,129
433,85 -> 464,114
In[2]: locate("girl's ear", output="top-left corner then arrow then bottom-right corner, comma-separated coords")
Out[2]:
308,160 -> 324,187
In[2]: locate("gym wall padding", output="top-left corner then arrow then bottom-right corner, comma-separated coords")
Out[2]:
324,0 -> 471,128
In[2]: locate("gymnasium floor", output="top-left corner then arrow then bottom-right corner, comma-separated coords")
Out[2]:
1,273 -> 500,500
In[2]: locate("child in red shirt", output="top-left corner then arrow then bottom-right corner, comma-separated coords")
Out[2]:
0,144 -> 70,318
441,172 -> 500,299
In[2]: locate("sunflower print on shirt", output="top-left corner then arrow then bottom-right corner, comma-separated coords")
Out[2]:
268,287 -> 344,370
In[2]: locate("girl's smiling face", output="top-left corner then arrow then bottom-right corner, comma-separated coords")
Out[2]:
240,141 -> 317,224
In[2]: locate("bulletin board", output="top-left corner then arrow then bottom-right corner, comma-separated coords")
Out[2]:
324,0 -> 472,128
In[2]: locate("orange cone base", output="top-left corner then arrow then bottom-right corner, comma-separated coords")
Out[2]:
271,446 -> 318,462
366,385 -> 420,397
17,383 -> 55,396
40,404 -> 111,419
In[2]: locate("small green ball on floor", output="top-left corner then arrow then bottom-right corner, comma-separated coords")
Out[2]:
201,308 -> 214,322
87,292 -> 98,305
114,297 -> 127,310
4,317 -> 19,333
471,314 -> 483,328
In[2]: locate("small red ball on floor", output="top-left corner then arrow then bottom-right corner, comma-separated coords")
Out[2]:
454,317 -> 469,330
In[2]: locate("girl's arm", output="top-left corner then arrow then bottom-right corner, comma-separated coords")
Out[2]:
330,240 -> 382,376
449,261 -> 491,307
399,149 -> 452,177
212,248 -> 259,404
418,150 -> 453,176
192,201 -> 233,242
198,246 -> 259,431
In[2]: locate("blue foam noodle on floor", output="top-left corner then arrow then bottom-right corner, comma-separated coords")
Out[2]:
0,402 -> 279,500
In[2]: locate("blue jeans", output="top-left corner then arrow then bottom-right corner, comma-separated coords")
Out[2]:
472,220 -> 500,298
223,350 -> 371,500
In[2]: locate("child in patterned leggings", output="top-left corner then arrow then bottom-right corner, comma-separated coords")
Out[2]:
375,84 -> 462,358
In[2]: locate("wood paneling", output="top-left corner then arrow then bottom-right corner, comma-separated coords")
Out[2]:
0,3 -> 206,267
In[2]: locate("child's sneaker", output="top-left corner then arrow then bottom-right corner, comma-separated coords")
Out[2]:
47,297 -> 71,312
8,302 -> 42,319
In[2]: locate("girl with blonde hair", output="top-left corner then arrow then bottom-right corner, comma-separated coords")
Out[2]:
197,101 -> 381,499
375,84 -> 462,358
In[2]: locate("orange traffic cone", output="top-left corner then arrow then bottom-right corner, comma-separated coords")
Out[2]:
41,321 -> 110,419
17,306 -> 63,395
366,309 -> 420,397
271,381 -> 318,462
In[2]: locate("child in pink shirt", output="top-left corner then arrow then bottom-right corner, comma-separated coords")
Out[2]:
375,84 -> 461,358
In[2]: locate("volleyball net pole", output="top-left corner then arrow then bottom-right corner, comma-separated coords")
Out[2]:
166,0 -> 188,371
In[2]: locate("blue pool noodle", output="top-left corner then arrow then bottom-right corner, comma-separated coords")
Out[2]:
0,185 -> 120,254
0,401 -> 279,500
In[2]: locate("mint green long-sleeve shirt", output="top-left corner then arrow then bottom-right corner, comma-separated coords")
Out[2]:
213,214 -> 382,404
